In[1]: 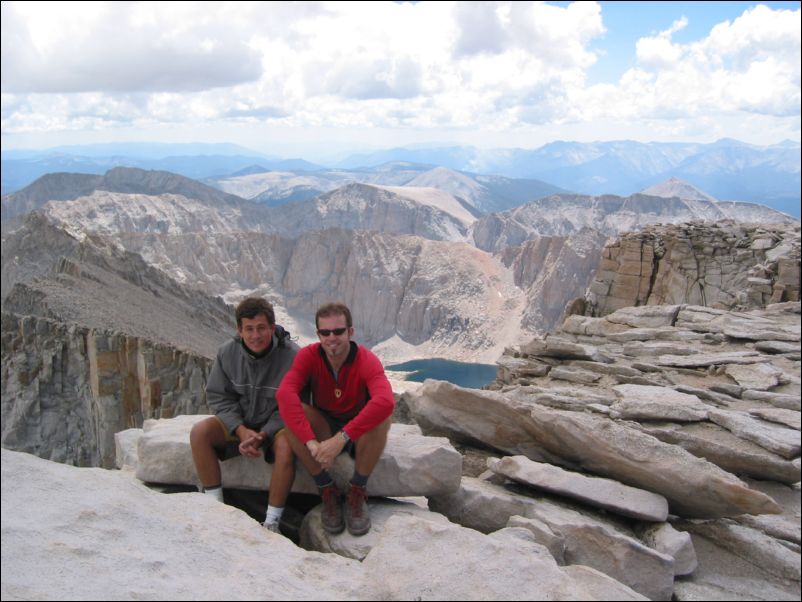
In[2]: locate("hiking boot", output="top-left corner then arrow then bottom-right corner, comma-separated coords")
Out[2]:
320,483 -> 344,534
345,484 -> 371,536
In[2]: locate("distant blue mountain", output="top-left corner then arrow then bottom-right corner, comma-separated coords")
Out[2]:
0,166 -> 248,220
337,146 -> 475,170
1,154 -> 269,194
340,139 -> 801,217
1,140 -> 328,195
2,139 -> 798,217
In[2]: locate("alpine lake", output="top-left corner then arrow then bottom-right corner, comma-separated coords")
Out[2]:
386,358 -> 497,389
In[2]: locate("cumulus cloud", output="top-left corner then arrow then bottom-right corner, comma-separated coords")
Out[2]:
453,2 -> 509,57
1,1 -> 799,145
636,17 -> 687,69
627,5 -> 799,118
1,2 -> 262,93
304,56 -> 423,100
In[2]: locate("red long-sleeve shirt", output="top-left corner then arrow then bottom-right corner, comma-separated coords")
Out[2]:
277,342 -> 395,443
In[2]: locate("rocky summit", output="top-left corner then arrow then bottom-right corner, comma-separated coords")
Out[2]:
2,300 -> 798,601
586,221 -> 800,316
1,163 -> 800,600
404,300 -> 800,600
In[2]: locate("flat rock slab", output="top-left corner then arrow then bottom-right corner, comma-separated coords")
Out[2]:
489,455 -> 669,522
132,415 -> 461,497
755,341 -> 801,354
742,389 -> 801,411
429,477 -> 668,600
708,409 -> 801,459
749,408 -> 801,431
359,514 -> 649,601
639,422 -> 801,485
623,341 -> 700,356
525,403 -> 782,518
655,351 -> 763,368
605,305 -> 682,329
675,519 -> 802,583
521,336 -> 614,363
516,487 -> 676,600
409,381 -> 781,518
676,306 -> 801,342
725,363 -> 783,390
611,384 -> 710,422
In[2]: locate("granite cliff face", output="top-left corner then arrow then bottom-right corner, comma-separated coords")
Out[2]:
1,313 -> 210,468
17,176 -> 802,355
1,213 -> 233,468
499,229 -> 610,332
112,227 -> 524,360
586,221 -> 801,316
39,181 -> 474,243
267,182 -> 475,242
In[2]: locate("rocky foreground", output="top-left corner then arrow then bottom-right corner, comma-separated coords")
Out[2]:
2,301 -> 799,600
405,301 -> 800,600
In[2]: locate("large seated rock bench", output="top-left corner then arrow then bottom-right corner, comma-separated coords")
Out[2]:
119,415 -> 462,497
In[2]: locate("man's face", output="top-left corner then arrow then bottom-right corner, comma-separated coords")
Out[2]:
238,314 -> 274,354
316,313 -> 353,363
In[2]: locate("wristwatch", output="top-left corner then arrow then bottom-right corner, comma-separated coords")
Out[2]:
340,430 -> 351,443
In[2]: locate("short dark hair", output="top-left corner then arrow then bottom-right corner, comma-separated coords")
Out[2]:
315,302 -> 352,329
235,297 -> 275,328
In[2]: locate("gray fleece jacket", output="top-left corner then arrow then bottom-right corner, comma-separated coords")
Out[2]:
206,325 -> 299,435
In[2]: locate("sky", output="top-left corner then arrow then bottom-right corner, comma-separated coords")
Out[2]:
1,1 -> 800,161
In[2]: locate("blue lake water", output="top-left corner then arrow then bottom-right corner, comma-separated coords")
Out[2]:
386,358 -> 497,389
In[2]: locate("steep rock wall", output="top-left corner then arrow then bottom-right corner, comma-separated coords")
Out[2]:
1,312 -> 211,468
586,222 -> 800,316
500,229 -> 609,333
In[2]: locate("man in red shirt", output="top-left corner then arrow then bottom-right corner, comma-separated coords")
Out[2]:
277,302 -> 394,536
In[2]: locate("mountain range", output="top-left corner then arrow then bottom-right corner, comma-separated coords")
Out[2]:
2,165 -> 796,363
3,138 -> 798,217
338,138 -> 801,217
2,151 -> 799,602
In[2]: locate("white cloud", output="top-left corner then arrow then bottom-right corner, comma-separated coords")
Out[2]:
636,17 -> 687,69
583,4 -> 800,125
1,1 -> 262,93
453,2 -> 510,57
0,1 -> 799,148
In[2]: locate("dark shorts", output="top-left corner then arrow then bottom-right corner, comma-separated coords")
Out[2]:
316,407 -> 356,458
212,413 -> 286,464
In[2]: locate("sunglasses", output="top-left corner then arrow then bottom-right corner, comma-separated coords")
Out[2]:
317,327 -> 348,337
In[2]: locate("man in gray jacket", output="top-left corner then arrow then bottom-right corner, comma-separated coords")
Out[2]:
190,297 -> 299,533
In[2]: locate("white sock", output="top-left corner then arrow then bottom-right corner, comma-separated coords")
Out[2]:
265,505 -> 284,525
203,485 -> 224,503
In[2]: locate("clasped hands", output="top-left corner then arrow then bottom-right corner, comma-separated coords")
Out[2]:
237,426 -> 266,458
306,434 -> 346,470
